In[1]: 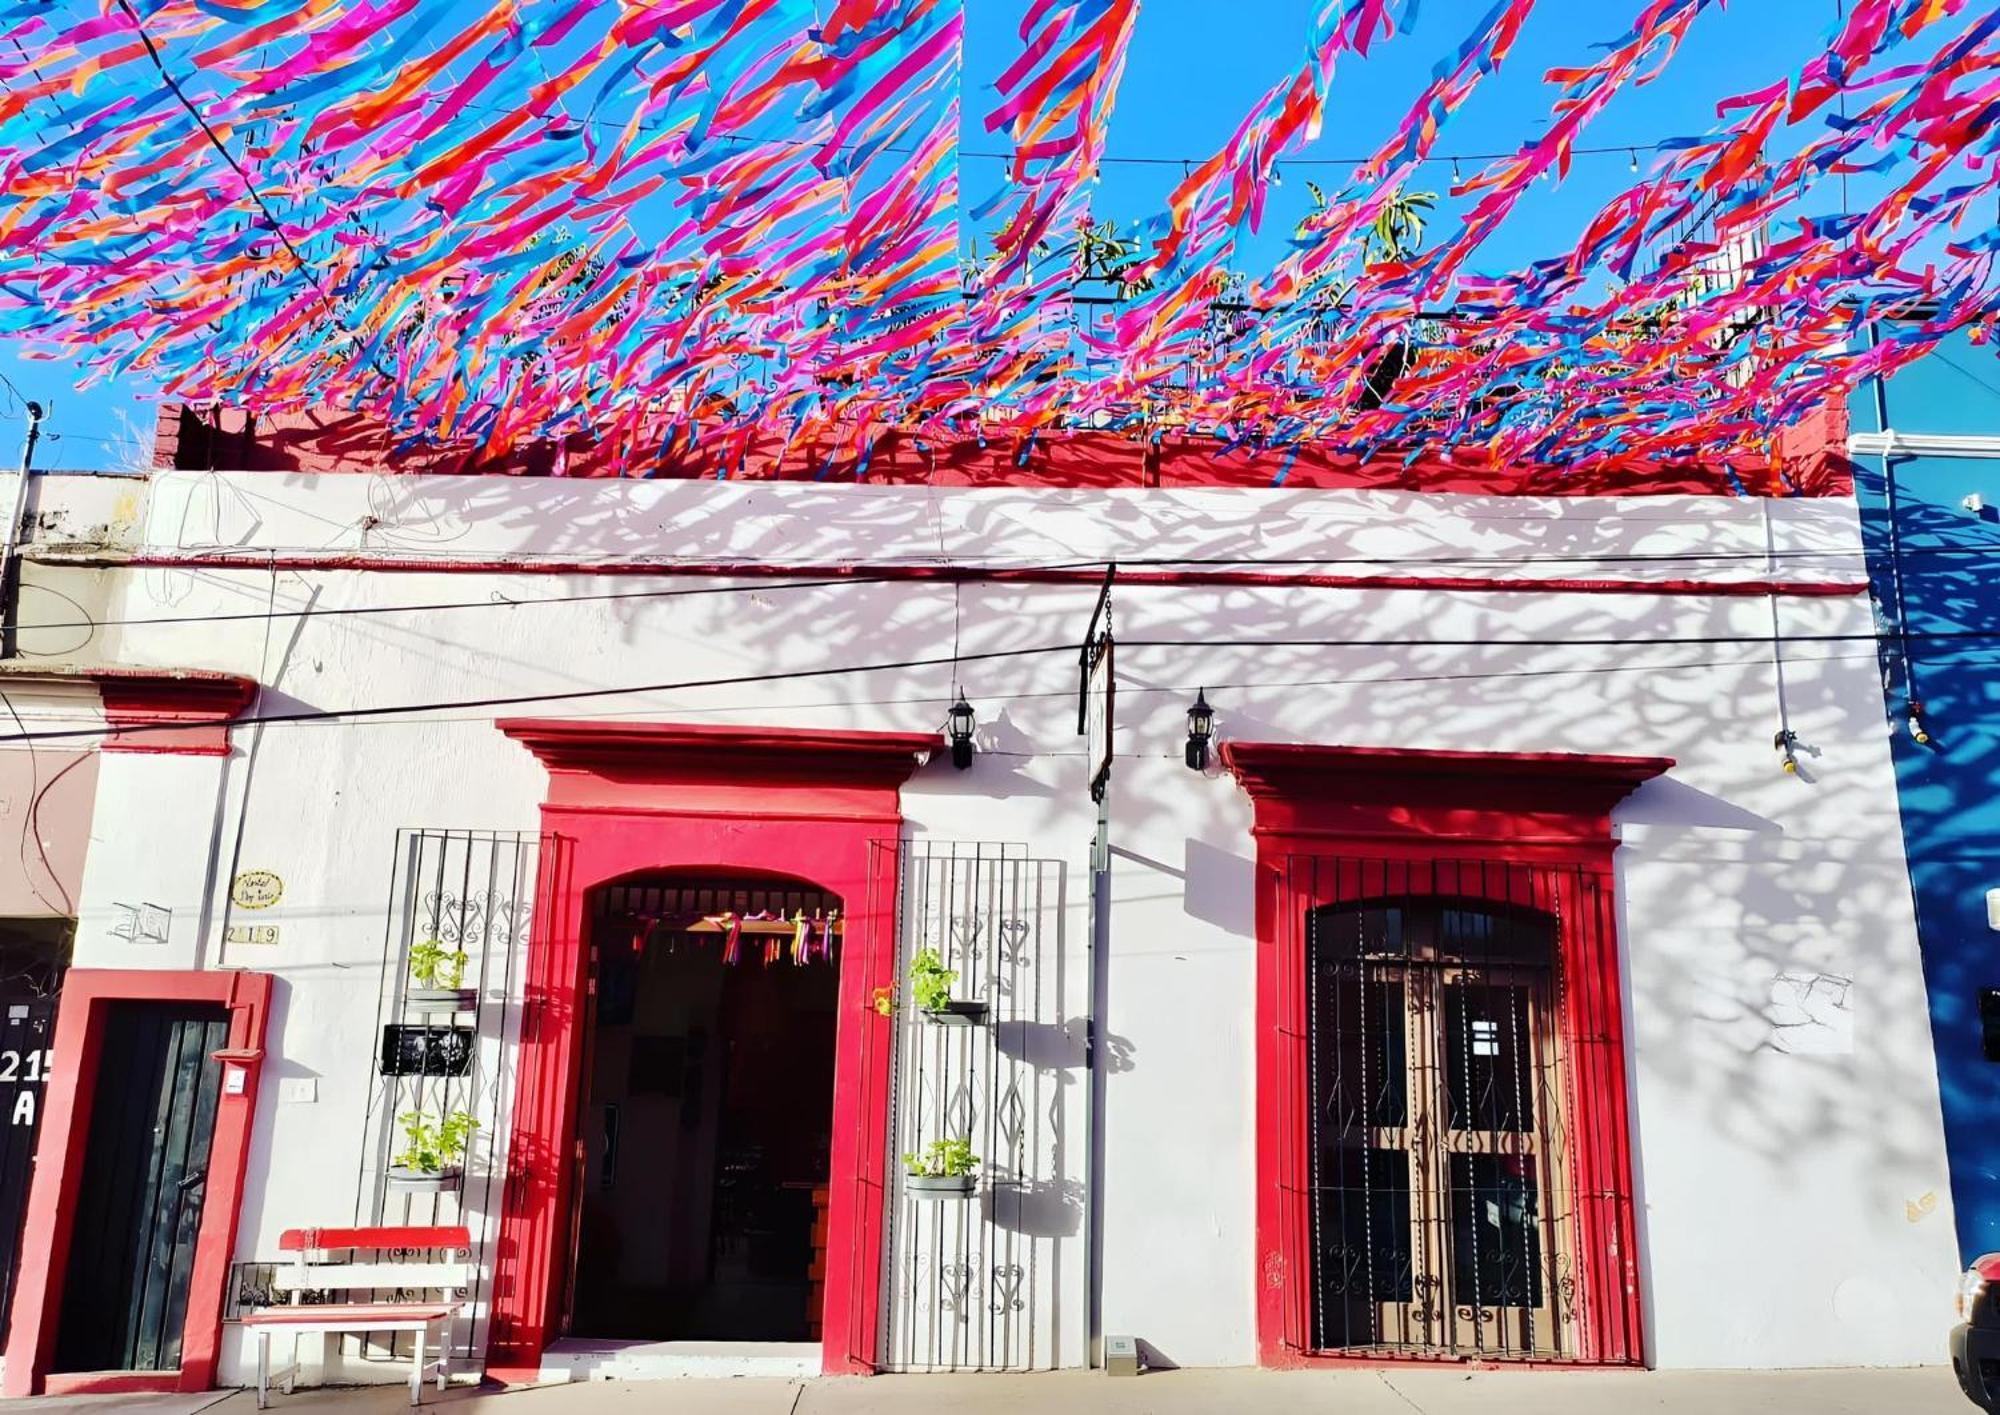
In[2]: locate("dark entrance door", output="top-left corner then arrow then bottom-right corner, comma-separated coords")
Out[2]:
1307,896 -> 1578,1360
0,995 -> 57,1333
567,875 -> 842,1344
0,919 -> 72,1339
52,1001 -> 230,1374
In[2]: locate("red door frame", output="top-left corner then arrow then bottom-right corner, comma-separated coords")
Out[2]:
1,967 -> 273,1397
1221,743 -> 1671,1370
487,719 -> 939,1380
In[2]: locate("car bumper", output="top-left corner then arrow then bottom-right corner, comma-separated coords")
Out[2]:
1954,1322 -> 2000,1410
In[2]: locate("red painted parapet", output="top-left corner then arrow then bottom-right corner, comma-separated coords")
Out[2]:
151,402 -> 1854,497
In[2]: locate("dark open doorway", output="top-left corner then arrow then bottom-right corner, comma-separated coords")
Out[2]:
0,919 -> 68,1344
53,1000 -> 230,1374
567,874 -> 842,1343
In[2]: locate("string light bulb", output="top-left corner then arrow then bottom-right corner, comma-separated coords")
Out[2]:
1629,148 -> 1640,173
1907,699 -> 1932,746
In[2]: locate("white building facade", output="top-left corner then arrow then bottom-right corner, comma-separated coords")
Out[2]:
0,455 -> 1960,1392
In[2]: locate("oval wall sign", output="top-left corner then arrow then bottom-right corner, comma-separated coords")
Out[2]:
230,870 -> 284,910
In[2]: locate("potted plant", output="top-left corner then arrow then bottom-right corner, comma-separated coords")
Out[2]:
407,936 -> 474,1011
910,947 -> 985,1026
903,1137 -> 979,1200
387,1108 -> 477,1192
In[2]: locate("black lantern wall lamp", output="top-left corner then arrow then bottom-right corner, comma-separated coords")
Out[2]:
1185,688 -> 1215,771
948,692 -> 976,770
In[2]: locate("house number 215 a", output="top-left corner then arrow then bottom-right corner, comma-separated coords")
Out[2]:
0,1050 -> 53,1126
0,1049 -> 51,1084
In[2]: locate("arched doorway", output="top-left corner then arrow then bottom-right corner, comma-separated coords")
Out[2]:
491,719 -> 939,1379
566,871 -> 845,1344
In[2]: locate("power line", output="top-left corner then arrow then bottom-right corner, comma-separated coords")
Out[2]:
1,625 -> 1989,750
175,645 -> 1885,733
0,643 -> 1077,747
43,432 -> 131,447
111,0 -> 397,387
13,563 -> 1102,633
13,539 -> 1983,637
455,97 -> 1668,173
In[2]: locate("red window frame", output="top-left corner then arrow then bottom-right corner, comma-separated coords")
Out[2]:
1223,743 -> 1670,1369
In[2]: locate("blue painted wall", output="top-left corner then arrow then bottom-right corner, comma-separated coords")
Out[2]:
1853,327 -> 2000,1261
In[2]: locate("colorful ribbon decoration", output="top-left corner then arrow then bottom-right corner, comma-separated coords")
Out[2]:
0,0 -> 1993,475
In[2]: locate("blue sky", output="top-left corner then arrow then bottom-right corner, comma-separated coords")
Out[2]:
1,0 -> 1873,469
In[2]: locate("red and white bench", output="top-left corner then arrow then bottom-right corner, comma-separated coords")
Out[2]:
242,1225 -> 471,1408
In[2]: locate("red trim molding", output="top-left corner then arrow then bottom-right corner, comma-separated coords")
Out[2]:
2,968 -> 273,1396
1224,744 -> 1675,858
91,668 -> 257,756
498,719 -> 942,792
1222,742 -> 1669,1369
95,551 -> 1866,601
41,1372 -> 184,1397
487,720 -> 937,1379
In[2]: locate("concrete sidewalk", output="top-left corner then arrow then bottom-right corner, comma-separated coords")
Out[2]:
10,1366 -> 1970,1415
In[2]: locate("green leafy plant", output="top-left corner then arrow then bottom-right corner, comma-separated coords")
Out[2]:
409,937 -> 469,991
902,1137 -> 979,1179
909,947 -> 958,1013
1364,187 -> 1437,266
394,1108 -> 477,1175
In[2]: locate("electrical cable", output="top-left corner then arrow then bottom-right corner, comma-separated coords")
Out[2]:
0,643 -> 1076,748
7,627 -> 2000,750
355,644 -> 1884,730
112,0 -> 398,388
461,97 -> 1680,170
11,562 -> 1098,634
0,687 -> 76,915
16,536 -> 1992,637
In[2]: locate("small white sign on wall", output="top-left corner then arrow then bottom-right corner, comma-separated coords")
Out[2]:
1764,971 -> 1856,1056
108,902 -> 170,946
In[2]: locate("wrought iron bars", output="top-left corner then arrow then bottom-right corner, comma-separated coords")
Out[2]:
356,828 -> 542,1365
881,842 -> 1071,1373
1293,854 -> 1637,1365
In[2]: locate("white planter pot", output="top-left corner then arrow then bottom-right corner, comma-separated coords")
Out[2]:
406,987 -> 477,1013
905,1174 -> 976,1200
386,1165 -> 462,1193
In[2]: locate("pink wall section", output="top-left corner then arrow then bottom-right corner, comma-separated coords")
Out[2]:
0,747 -> 96,919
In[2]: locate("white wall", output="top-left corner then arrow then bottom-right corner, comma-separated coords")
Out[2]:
29,471 -> 1955,1375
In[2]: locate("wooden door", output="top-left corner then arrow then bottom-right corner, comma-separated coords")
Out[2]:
51,1002 -> 230,1374
1308,900 -> 1575,1359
